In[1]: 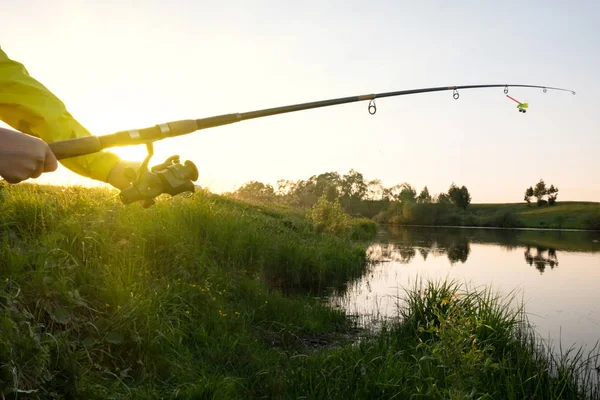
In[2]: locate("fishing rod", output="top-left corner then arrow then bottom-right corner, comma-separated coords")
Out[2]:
47,83 -> 575,207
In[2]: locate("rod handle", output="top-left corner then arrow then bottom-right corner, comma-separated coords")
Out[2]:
48,136 -> 103,160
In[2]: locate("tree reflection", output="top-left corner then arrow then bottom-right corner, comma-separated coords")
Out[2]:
398,246 -> 417,264
367,229 -> 470,265
366,244 -> 416,264
446,240 -> 471,265
524,246 -> 559,273
432,232 -> 471,265
371,226 -> 597,274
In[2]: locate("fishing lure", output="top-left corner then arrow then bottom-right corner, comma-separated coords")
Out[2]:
506,95 -> 529,113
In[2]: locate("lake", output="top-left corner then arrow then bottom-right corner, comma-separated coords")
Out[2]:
331,226 -> 600,354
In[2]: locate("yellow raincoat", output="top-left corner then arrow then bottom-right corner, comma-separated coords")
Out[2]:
0,46 -> 120,182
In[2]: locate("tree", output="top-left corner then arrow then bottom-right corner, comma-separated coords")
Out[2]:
313,172 -> 342,201
458,186 -> 472,210
524,186 -> 534,205
383,184 -> 404,201
276,179 -> 295,197
398,183 -> 417,203
547,184 -> 559,205
275,179 -> 297,204
437,193 -> 452,205
366,179 -> 384,200
533,179 -> 547,206
381,187 -> 393,201
233,181 -> 276,203
417,186 -> 432,204
448,184 -> 460,205
341,169 -> 367,200
448,184 -> 471,210
290,179 -> 318,207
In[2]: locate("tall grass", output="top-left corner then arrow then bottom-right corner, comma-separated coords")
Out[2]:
399,279 -> 599,399
0,184 -> 367,398
284,280 -> 600,399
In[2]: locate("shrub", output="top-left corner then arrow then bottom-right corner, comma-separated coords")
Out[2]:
438,212 -> 462,227
348,218 -> 378,240
308,195 -> 350,236
482,211 -> 522,228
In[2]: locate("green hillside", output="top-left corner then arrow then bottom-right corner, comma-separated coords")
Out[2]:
468,202 -> 600,230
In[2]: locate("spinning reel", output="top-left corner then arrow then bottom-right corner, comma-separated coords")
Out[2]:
119,143 -> 199,208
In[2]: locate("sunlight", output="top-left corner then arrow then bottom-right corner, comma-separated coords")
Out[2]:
109,145 -> 150,163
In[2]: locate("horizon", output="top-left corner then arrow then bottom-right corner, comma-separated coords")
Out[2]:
1,1 -> 598,202
12,179 -> 600,206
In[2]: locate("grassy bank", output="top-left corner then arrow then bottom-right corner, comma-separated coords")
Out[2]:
377,201 -> 600,230
470,202 -> 600,230
1,184 -> 598,398
287,280 -> 600,399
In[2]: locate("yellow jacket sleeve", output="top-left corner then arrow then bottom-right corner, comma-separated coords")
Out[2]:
0,46 -> 120,182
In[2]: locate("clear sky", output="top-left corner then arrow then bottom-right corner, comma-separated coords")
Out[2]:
1,0 -> 598,202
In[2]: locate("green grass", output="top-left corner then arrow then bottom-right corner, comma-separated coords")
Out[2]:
469,202 -> 600,230
1,184 -> 598,399
0,183 -> 368,398
287,279 -> 600,399
381,201 -> 600,230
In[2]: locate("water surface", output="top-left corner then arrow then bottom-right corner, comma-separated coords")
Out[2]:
332,226 -> 600,353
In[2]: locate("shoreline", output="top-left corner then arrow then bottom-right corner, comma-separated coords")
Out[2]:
389,223 -> 600,233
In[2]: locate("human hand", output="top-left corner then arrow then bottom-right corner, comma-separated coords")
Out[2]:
106,160 -> 142,190
0,127 -> 58,183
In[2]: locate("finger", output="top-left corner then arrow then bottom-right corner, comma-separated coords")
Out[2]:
2,167 -> 28,183
43,147 -> 58,172
2,175 -> 23,184
30,160 -> 45,179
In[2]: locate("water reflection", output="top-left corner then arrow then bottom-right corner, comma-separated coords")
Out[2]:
369,226 -> 600,274
331,225 -> 600,358
368,239 -> 470,266
524,246 -> 559,273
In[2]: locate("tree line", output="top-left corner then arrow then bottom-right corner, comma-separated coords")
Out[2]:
226,169 -> 472,219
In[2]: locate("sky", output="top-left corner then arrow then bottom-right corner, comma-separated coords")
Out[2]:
1,0 -> 598,202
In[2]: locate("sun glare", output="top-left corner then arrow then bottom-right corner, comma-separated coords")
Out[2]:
109,145 -> 150,163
